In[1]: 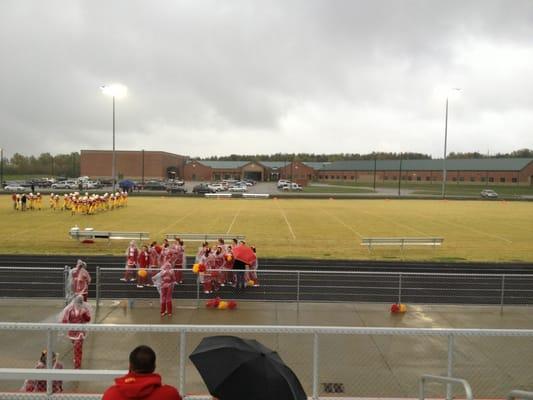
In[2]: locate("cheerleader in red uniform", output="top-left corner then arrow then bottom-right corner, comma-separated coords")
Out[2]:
137,245 -> 150,288
60,295 -> 92,369
122,241 -> 138,282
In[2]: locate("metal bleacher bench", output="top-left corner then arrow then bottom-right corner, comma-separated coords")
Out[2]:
69,228 -> 149,241
361,237 -> 444,250
165,233 -> 246,242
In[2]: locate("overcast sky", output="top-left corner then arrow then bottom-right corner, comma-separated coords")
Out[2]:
1,0 -> 532,158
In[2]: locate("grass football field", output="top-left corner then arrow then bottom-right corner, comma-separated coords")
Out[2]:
0,196 -> 532,262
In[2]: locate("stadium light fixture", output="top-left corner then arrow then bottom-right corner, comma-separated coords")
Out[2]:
100,84 -> 128,192
442,88 -> 462,199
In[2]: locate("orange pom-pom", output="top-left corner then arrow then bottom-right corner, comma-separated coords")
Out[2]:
138,269 -> 147,278
399,304 -> 407,313
228,300 -> 237,310
225,254 -> 233,262
218,301 -> 229,309
246,279 -> 255,287
192,263 -> 200,274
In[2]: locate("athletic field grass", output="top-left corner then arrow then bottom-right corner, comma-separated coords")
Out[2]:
1,196 -> 532,262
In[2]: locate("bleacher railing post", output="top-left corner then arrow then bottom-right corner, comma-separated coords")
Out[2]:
446,334 -> 454,400
313,332 -> 319,400
46,328 -> 53,395
296,271 -> 301,313
500,274 -> 506,314
398,273 -> 403,304
196,276 -> 200,309
96,266 -> 101,309
63,265 -> 69,305
179,331 -> 186,395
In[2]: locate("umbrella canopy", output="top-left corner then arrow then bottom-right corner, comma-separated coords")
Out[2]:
231,245 -> 256,265
190,335 -> 306,400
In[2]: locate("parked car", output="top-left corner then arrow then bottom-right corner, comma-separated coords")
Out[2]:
143,181 -> 167,190
4,183 -> 28,192
281,183 -> 303,191
193,184 -> 216,194
229,185 -> 248,192
277,179 -> 291,188
166,183 -> 187,194
51,180 -> 77,189
480,189 -> 498,199
208,183 -> 225,192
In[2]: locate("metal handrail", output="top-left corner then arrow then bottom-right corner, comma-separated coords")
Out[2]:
419,374 -> 473,400
1,322 -> 533,337
508,390 -> 533,400
0,368 -> 126,382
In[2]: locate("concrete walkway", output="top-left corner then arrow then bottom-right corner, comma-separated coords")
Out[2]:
1,299 -> 532,397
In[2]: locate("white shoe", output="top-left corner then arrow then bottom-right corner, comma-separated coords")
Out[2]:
137,285 -> 143,288
120,278 -> 127,282
129,278 -> 136,282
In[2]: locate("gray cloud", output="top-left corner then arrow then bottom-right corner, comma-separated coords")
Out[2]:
1,0 -> 532,158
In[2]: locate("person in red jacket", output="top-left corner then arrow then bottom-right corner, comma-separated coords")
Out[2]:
102,345 -> 181,400
153,262 -> 176,317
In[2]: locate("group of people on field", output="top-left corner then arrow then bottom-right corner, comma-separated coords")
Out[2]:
121,238 -> 259,316
50,191 -> 128,214
9,191 -> 128,215
11,192 -> 43,211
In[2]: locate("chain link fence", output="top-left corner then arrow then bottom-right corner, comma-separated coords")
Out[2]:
1,324 -> 533,398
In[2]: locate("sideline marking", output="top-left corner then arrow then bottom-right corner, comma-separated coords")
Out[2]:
275,201 -> 296,240
156,209 -> 197,237
417,213 -> 512,244
226,208 -> 242,234
322,209 -> 364,239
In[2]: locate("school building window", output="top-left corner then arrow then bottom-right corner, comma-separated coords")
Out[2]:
500,177 -> 506,183
425,176 -> 430,181
489,177 -> 494,182
459,177 -> 464,181
416,176 -> 421,181
351,176 -> 355,180
512,177 -> 518,183
452,177 -> 457,182
481,177 -> 486,182
384,176 -> 388,180
470,177 -> 475,182
343,176 -> 347,179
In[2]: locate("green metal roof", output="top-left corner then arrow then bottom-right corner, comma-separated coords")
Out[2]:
195,160 -> 249,169
317,158 -> 533,172
193,158 -> 532,172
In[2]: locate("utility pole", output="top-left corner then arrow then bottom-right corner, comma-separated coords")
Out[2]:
398,153 -> 403,197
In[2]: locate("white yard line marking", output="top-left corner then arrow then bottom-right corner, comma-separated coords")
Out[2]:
156,209 -> 197,236
275,201 -> 297,240
226,208 -> 242,234
417,213 -> 513,244
361,210 -> 429,236
322,209 -> 364,239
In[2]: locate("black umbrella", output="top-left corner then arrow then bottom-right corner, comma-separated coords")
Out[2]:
189,335 -> 307,400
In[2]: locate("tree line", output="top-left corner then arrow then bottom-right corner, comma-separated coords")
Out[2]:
1,152 -> 80,177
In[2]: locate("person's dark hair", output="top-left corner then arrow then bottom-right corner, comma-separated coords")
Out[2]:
129,345 -> 156,374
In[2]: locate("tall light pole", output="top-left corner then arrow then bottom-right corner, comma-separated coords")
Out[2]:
101,84 -> 128,192
442,88 -> 461,199
0,147 -> 4,189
